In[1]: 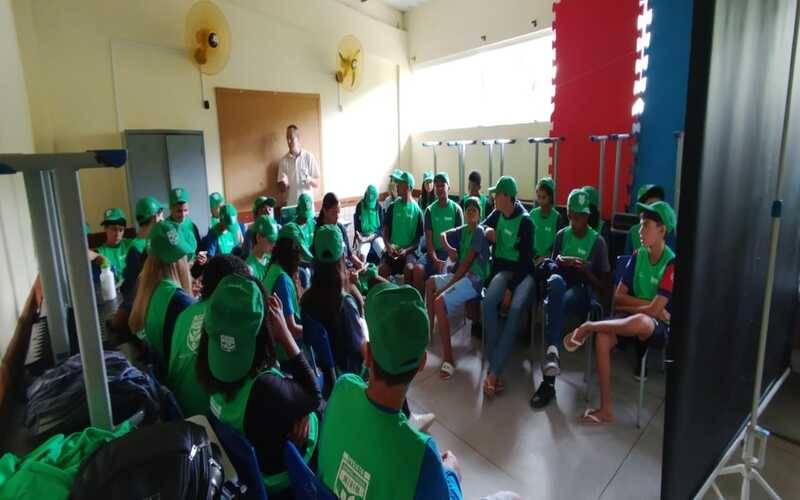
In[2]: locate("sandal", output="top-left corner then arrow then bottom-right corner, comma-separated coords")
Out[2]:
483,377 -> 497,398
439,361 -> 455,380
564,328 -> 588,352
578,408 -> 613,425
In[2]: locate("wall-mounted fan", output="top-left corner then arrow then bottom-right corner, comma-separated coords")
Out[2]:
335,35 -> 364,91
186,1 -> 231,108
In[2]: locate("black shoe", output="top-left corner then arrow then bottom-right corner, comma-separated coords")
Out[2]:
530,382 -> 556,409
471,321 -> 483,339
543,349 -> 561,377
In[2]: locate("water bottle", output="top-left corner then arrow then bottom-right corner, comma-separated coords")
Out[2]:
99,260 -> 117,302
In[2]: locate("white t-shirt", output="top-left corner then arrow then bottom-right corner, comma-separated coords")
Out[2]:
277,149 -> 320,204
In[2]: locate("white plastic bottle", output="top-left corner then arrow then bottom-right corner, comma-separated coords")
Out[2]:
99,261 -> 117,302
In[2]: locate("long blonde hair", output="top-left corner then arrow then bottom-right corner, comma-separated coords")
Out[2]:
128,254 -> 192,333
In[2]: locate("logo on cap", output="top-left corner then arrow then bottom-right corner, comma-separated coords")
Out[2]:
578,194 -> 587,206
105,209 -> 113,217
220,335 -> 236,353
167,228 -> 179,245
176,189 -> 182,196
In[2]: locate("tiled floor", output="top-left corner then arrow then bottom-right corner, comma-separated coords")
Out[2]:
407,315 -> 800,499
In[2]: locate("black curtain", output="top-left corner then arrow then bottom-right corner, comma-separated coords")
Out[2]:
662,1 -> 800,499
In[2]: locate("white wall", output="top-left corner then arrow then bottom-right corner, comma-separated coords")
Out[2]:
13,0 -> 410,229
405,0 -> 553,65
0,0 -> 38,356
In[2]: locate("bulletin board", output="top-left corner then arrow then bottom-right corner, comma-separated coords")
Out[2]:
215,87 -> 323,215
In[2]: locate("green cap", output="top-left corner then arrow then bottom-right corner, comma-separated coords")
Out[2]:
391,170 -> 415,190
253,196 -> 276,214
366,283 -> 429,375
433,172 -> 450,184
136,197 -> 164,224
568,188 -> 591,215
297,193 -> 314,220
463,196 -> 481,212
537,177 -> 556,196
357,263 -> 378,293
209,192 -> 225,210
389,169 -> 402,181
219,204 -> 238,227
170,187 -> 189,206
582,186 -> 599,207
422,171 -> 434,183
637,184 -> 665,203
637,201 -> 676,233
252,215 -> 278,243
205,275 -> 265,383
488,176 -> 518,198
313,224 -> 344,263
101,208 -> 127,226
149,220 -> 194,263
364,185 -> 378,205
278,222 -> 314,261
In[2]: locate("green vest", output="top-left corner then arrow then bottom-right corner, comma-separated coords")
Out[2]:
530,207 -> 559,258
459,225 -> 489,282
633,245 -> 675,302
138,279 -> 179,360
170,216 -> 198,258
97,239 -> 133,281
130,237 -> 148,254
561,227 -> 599,262
209,368 -> 319,494
428,200 -> 459,251
167,301 -> 209,417
494,211 -> 526,262
263,263 -> 300,321
390,199 -> 421,248
629,222 -> 643,252
319,375 -> 428,500
299,219 -> 316,254
359,201 -> 380,236
247,253 -> 270,282
211,224 -> 236,255
462,193 -> 489,220
210,216 -> 219,230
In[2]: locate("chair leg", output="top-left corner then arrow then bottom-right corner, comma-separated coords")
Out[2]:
637,350 -> 649,429
584,334 -> 593,402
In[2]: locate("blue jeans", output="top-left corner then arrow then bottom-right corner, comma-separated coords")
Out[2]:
483,271 -> 536,376
544,274 -> 592,349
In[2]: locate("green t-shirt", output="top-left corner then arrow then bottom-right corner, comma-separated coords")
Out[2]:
389,199 -> 422,249
494,212 -> 526,263
247,253 -> 270,282
97,239 -> 134,281
167,301 -> 208,417
530,207 -> 559,258
359,201 -> 380,236
426,200 -> 461,251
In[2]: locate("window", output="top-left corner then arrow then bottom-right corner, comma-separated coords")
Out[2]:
410,33 -> 555,132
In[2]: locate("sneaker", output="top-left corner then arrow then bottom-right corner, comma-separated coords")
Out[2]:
542,346 -> 561,377
409,412 -> 436,432
529,382 -> 556,409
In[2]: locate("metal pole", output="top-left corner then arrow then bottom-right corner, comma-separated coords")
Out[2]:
481,140 -> 495,187
43,172 -> 72,308
590,135 -> 609,217
52,169 -> 114,430
495,139 -> 515,178
673,131 -> 685,220
534,143 -> 540,181
447,140 -> 476,198
610,133 -> 631,217
22,171 -> 72,362
422,141 -> 441,175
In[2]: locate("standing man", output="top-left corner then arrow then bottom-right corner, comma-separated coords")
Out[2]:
277,125 -> 320,207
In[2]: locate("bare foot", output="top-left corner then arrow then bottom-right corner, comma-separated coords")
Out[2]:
578,408 -> 614,425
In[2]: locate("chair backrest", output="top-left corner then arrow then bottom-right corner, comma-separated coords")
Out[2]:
283,441 -> 337,500
301,313 -> 337,399
207,413 -> 268,500
614,255 -> 631,285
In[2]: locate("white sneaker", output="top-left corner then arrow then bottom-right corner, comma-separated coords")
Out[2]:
409,412 -> 436,432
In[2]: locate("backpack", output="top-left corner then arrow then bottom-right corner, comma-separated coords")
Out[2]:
70,421 -> 225,500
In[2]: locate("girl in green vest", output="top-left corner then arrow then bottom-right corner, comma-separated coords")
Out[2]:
167,254 -> 250,416
128,220 -> 195,367
426,197 -> 490,380
200,204 -> 240,257
96,207 -> 134,282
379,170 -> 424,285
247,215 -> 279,282
418,170 -> 435,212
354,185 -> 385,265
196,273 -> 322,496
530,188 -> 611,410
530,177 -> 565,263
314,192 -> 364,270
243,196 -> 277,259
264,223 -> 313,340
563,201 -> 676,425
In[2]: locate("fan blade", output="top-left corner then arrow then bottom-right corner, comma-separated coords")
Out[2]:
351,68 -> 356,87
339,51 -> 346,64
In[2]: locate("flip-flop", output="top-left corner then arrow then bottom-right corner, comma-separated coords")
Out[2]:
578,409 -> 612,425
440,361 -> 455,380
563,329 -> 588,352
483,377 -> 497,398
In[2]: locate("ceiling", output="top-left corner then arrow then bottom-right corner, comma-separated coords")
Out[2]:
377,0 -> 429,12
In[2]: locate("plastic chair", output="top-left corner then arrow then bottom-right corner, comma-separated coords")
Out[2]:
207,413 -> 269,500
301,313 -> 338,399
283,441 -> 337,500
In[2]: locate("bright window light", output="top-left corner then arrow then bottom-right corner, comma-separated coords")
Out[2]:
410,34 -> 555,132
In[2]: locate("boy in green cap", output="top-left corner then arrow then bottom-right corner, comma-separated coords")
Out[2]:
382,169 -> 401,211
354,184 -> 385,265
209,192 -> 225,229
380,171 -> 424,284
482,176 -> 535,397
167,254 -> 250,416
530,188 -> 610,409
414,172 -> 464,294
243,195 -> 278,258
168,187 -> 203,256
461,170 -> 492,221
318,282 -> 464,500
624,184 -> 666,254
530,177 -> 566,263
295,193 -> 316,288
425,196 -> 490,380
96,207 -> 134,282
200,204 -> 240,257
583,185 -> 612,248
563,201 -> 676,425
418,170 -> 436,211
247,215 -> 279,282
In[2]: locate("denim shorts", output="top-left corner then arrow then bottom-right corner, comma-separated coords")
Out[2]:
431,273 -> 481,313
